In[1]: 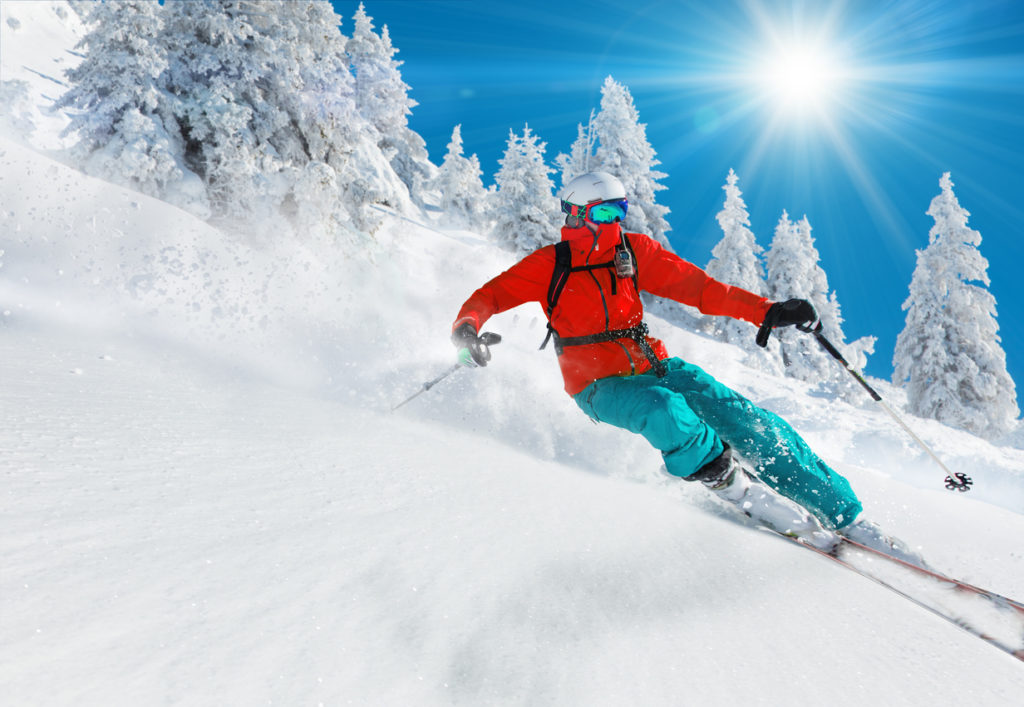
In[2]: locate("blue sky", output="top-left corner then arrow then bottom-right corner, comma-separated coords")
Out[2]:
335,0 -> 1024,387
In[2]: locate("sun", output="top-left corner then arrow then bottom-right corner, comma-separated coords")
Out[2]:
767,47 -> 839,102
754,42 -> 846,117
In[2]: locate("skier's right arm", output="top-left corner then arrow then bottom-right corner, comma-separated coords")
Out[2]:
451,247 -> 554,335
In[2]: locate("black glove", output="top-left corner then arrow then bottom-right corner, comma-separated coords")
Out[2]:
451,322 -> 501,367
756,299 -> 818,348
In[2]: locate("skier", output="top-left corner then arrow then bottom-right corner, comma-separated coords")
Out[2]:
451,172 -> 918,558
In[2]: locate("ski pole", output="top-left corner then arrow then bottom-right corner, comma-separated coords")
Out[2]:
799,322 -> 973,492
369,204 -> 487,246
391,332 -> 502,412
391,363 -> 462,412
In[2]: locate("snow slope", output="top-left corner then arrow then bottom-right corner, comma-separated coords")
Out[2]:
4,320 -> 1023,707
4,134 -> 1024,705
3,3 -> 1024,704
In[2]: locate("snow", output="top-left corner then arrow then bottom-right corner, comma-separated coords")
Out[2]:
3,4 -> 1024,704
0,0 -> 83,149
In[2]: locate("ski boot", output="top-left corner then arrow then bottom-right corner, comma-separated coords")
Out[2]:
839,518 -> 929,569
692,445 -> 839,551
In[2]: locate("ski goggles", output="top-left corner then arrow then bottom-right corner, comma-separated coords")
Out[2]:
562,198 -> 629,224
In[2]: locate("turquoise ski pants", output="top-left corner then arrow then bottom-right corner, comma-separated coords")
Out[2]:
573,357 -> 862,529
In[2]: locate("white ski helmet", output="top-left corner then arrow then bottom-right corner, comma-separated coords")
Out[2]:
559,171 -> 627,215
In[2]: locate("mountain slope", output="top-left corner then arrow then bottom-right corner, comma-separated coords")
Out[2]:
3,321 -> 1024,706
3,136 -> 1024,705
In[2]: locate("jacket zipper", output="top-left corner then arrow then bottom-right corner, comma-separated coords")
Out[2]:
585,245 -> 634,374
586,269 -> 611,331
584,242 -> 611,331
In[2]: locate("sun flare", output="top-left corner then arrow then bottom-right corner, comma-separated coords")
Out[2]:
755,43 -> 847,116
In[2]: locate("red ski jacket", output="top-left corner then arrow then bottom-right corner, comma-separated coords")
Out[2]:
453,222 -> 773,396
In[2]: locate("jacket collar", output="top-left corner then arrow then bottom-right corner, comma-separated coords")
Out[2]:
560,221 -> 622,253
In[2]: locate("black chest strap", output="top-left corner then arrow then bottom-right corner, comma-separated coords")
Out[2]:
556,321 -> 667,377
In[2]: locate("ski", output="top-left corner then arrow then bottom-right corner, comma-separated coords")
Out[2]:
838,535 -> 1024,615
761,528 -> 1024,662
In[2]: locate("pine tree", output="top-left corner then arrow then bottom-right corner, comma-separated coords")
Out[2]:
554,112 -> 595,187
265,0 -> 390,236
706,169 -> 767,342
162,0 -> 283,220
160,0 -> 401,231
271,0 -> 413,234
434,125 -> 489,231
491,125 -> 561,254
765,212 -> 874,395
347,4 -> 432,202
893,173 -> 1018,437
55,0 -> 193,206
348,4 -> 411,141
592,76 -> 671,249
280,0 -> 359,166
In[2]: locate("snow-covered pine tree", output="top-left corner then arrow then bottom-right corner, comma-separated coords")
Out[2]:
554,112 -> 595,188
893,172 -> 1018,438
347,4 -> 432,204
267,0 -> 408,236
765,212 -> 874,396
66,1 -> 94,21
592,76 -> 671,249
348,4 -> 409,140
491,125 -> 561,254
161,0 -> 284,222
55,0 -> 201,211
765,212 -> 826,377
434,125 -> 489,231
706,170 -> 766,334
277,0 -> 355,162
268,0 -> 356,235
160,0 -> 410,234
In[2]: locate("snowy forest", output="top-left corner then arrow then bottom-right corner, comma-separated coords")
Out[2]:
4,2 -> 1024,702
6,0 -> 1013,439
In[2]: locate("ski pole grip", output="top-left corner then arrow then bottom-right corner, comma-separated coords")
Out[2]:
796,319 -> 822,334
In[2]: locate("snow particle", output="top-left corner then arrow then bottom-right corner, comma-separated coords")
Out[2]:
6,17 -> 22,31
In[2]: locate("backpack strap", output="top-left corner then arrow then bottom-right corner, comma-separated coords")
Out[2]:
546,241 -> 573,317
540,241 -> 573,351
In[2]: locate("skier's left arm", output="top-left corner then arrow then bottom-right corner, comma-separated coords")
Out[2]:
631,234 -> 772,326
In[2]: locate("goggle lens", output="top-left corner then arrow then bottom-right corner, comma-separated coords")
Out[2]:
585,199 -> 628,224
